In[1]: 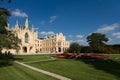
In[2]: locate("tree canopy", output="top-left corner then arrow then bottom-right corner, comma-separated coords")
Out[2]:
0,0 -> 12,3
0,8 -> 10,34
0,7 -> 21,52
68,42 -> 81,54
87,33 -> 108,52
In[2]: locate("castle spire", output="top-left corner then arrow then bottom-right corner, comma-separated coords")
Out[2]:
16,19 -> 18,27
15,19 -> 19,30
32,24 -> 34,31
25,17 -> 28,28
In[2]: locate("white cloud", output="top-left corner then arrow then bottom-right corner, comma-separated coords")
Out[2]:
47,31 -> 55,35
68,34 -> 87,45
68,40 -> 74,43
68,35 -> 73,38
96,23 -> 119,33
108,38 -> 112,42
68,39 -> 88,46
76,40 -> 88,45
112,32 -> 120,38
49,16 -> 57,23
39,31 -> 55,36
76,35 -> 83,38
40,16 -> 57,25
11,9 -> 28,17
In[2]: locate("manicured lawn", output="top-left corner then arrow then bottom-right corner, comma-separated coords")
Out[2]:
23,54 -> 120,80
1,54 -> 120,80
0,61 -> 58,80
14,54 -> 54,62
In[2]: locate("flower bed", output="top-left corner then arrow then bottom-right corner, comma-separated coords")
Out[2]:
55,53 -> 109,59
78,53 -> 109,59
55,53 -> 77,58
55,54 -> 70,58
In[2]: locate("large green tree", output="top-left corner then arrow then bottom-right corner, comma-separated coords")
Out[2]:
0,7 -> 21,52
68,42 -> 81,54
87,33 -> 108,52
0,8 -> 10,34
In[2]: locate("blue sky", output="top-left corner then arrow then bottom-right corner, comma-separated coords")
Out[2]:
1,0 -> 120,45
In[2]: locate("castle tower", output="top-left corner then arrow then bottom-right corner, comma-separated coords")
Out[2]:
25,17 -> 28,28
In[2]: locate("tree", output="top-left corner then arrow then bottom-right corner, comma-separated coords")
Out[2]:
0,8 -> 10,33
81,46 -> 93,53
87,33 -> 108,53
0,7 -> 21,52
0,0 -> 12,3
106,44 -> 120,54
68,42 -> 81,54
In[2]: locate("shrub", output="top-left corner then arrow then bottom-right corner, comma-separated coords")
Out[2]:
102,47 -> 120,54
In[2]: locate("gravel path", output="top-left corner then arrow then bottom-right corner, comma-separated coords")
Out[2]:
15,61 -> 71,80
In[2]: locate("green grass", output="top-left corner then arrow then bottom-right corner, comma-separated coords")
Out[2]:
14,54 -> 54,62
21,54 -> 120,80
0,61 -> 58,80
1,54 -> 120,80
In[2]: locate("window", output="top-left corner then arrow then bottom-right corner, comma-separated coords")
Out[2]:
25,33 -> 29,43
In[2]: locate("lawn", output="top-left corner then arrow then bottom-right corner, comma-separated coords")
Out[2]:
0,55 -> 58,80
20,54 -> 120,80
1,54 -> 120,80
0,63 -> 58,80
14,54 -> 53,62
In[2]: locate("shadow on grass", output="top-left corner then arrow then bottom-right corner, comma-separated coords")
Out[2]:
0,58 -> 23,68
79,58 -> 120,79
13,57 -> 23,61
0,53 -> 23,68
0,59 -> 13,67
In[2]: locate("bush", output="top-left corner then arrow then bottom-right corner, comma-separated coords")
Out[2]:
102,47 -> 120,54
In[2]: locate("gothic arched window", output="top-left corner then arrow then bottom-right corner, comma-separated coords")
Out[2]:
25,33 -> 29,43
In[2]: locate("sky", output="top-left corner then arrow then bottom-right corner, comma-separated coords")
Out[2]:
1,0 -> 120,45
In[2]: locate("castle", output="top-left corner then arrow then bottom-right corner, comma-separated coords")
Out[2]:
5,18 -> 69,54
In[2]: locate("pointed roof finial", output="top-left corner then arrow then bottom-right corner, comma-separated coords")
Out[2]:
16,19 -> 18,27
25,17 -> 28,28
32,24 -> 34,31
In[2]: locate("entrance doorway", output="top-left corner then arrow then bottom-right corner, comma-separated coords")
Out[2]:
23,47 -> 27,53
58,47 -> 61,52
29,47 -> 32,52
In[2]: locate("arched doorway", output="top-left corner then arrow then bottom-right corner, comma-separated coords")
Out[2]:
58,47 -> 61,52
23,47 -> 27,53
29,47 -> 33,52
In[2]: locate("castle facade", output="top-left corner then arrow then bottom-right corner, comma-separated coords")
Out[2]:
6,18 -> 69,54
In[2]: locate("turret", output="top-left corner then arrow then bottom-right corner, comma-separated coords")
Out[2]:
32,24 -> 34,32
25,17 -> 28,28
15,19 -> 18,27
15,19 -> 19,30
